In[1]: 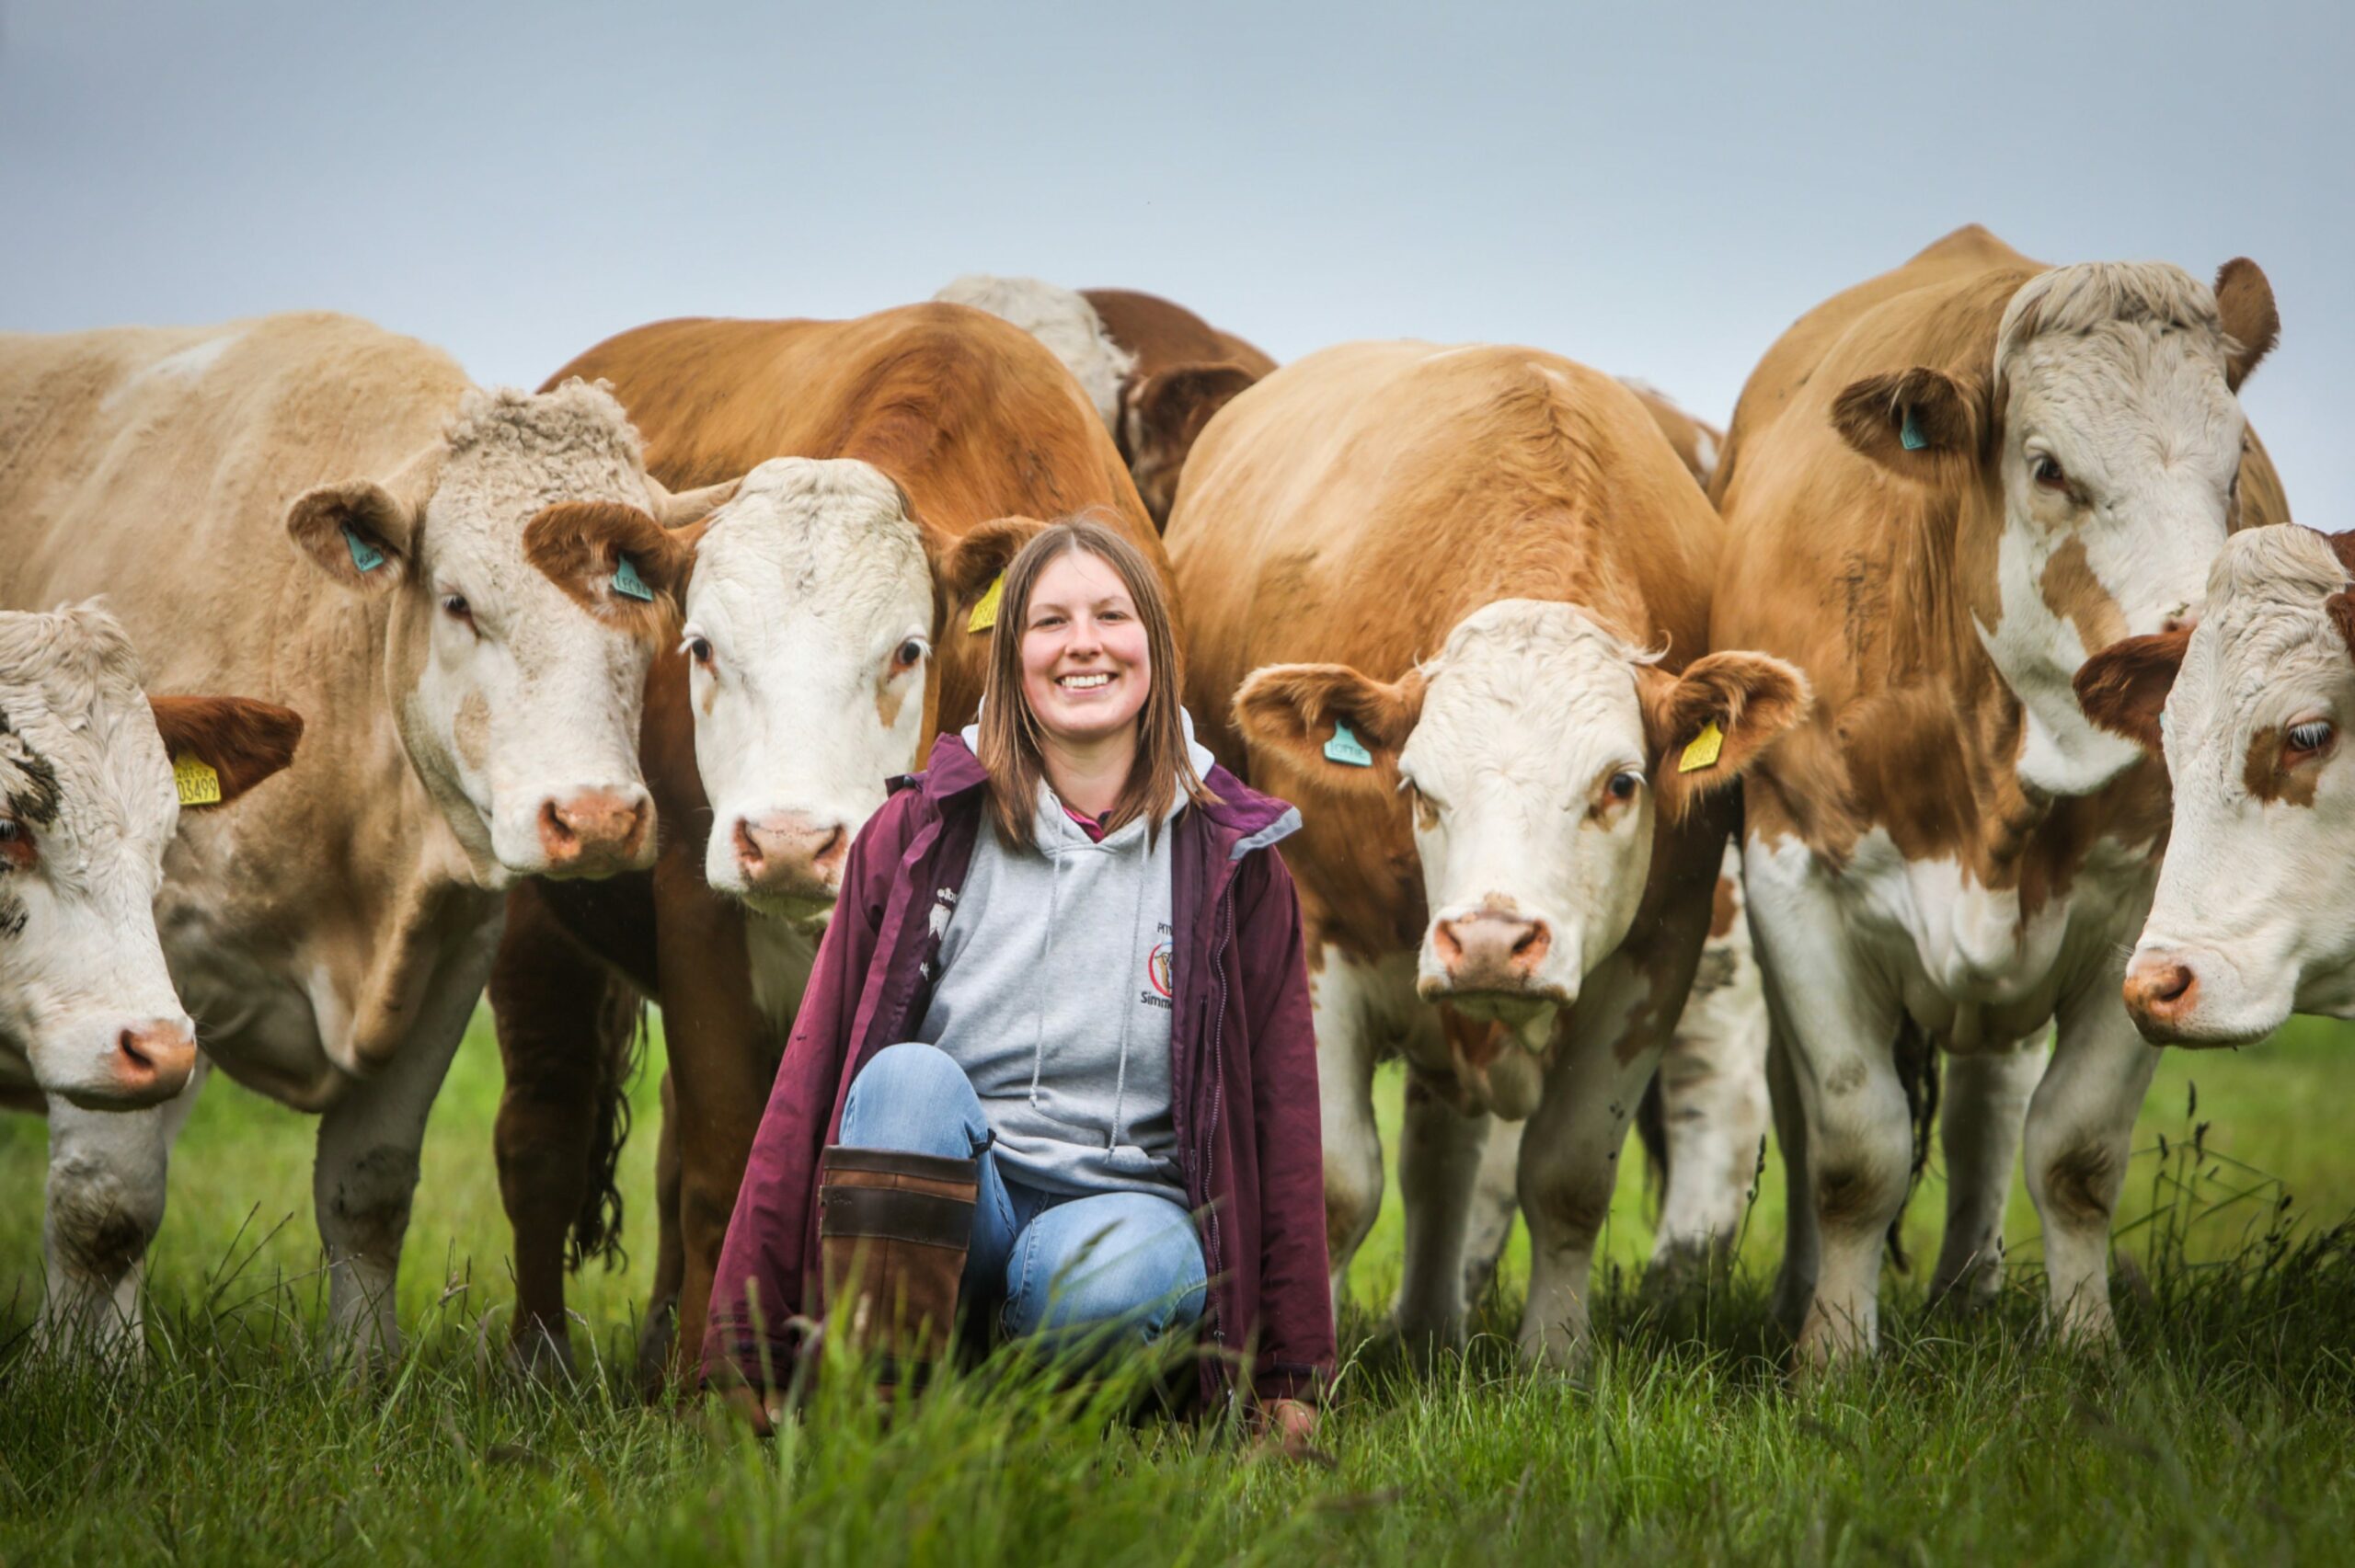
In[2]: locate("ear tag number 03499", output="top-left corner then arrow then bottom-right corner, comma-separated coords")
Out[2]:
173,754 -> 223,807
1678,720 -> 1724,774
342,525 -> 386,574
968,573 -> 1005,634
1324,720 -> 1373,768
1900,406 -> 1929,452
611,555 -> 655,602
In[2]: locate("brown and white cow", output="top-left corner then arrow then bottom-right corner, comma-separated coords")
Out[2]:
935,278 -> 1276,528
490,303 -> 1166,1381
2078,525 -> 2355,1045
1171,339 -> 1808,1366
1711,224 -> 2288,1363
0,314 -> 729,1356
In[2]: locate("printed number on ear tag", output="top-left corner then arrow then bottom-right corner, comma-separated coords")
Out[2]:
342,525 -> 386,574
173,755 -> 223,807
1678,720 -> 1724,774
1900,406 -> 1928,452
612,555 -> 655,602
1324,721 -> 1373,768
968,573 -> 1005,634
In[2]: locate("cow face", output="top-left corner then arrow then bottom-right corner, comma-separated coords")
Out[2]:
1236,601 -> 1806,1092
0,607 -> 300,1108
1833,258 -> 2278,796
668,460 -> 934,918
288,381 -> 739,887
2078,526 -> 2355,1044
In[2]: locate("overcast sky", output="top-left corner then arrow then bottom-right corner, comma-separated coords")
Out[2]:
3,1 -> 2347,521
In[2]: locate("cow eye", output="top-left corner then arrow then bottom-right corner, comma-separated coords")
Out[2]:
890,637 -> 928,675
0,817 -> 31,865
2031,454 -> 2069,492
440,592 -> 475,630
2287,720 -> 2334,757
680,630 -> 715,670
1607,771 -> 1641,803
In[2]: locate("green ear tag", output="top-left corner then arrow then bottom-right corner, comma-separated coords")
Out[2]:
612,555 -> 654,602
1900,407 -> 1928,452
342,525 -> 385,573
1323,720 -> 1373,767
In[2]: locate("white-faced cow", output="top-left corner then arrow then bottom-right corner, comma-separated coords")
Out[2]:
1171,339 -> 1809,1367
0,314 -> 735,1357
1710,224 -> 2288,1364
2078,524 -> 2355,1044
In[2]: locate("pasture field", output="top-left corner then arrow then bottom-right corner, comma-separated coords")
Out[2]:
5,1011 -> 2355,1564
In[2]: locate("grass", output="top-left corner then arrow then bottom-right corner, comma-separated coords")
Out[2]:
4,1012 -> 2355,1563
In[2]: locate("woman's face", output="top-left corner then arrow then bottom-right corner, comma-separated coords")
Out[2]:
1019,548 -> 1152,749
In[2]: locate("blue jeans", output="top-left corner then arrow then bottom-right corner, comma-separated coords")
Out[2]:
838,1042 -> 1207,1351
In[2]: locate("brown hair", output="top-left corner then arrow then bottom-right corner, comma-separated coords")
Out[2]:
976,514 -> 1214,851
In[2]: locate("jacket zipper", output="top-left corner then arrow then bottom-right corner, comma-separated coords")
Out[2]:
1201,881 -> 1235,1401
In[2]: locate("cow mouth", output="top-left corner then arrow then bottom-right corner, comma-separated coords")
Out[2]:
1420,987 -> 1571,1024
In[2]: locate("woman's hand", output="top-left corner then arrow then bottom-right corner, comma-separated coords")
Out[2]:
1258,1397 -> 1323,1461
718,1383 -> 781,1437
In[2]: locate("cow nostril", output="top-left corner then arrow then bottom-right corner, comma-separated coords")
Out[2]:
540,799 -> 576,848
1511,925 -> 1543,958
2152,963 -> 2195,1004
117,1028 -> 156,1074
1433,921 -> 1464,966
735,818 -> 765,870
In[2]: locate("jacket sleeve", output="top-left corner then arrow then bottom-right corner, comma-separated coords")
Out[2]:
700,799 -> 902,1389
1234,848 -> 1337,1402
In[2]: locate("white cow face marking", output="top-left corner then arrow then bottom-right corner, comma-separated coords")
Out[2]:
684,459 -> 933,920
288,382 -> 736,887
2083,527 -> 2355,1043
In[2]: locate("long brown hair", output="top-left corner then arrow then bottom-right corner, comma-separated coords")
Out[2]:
976,515 -> 1214,851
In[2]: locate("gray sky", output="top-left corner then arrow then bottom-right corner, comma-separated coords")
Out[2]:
4,1 -> 2348,521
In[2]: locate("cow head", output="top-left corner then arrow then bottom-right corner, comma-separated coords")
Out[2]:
287,381 -> 739,887
1832,258 -> 2278,797
1235,601 -> 1806,1108
1119,363 -> 1261,528
0,606 -> 300,1109
2077,525 -> 2355,1045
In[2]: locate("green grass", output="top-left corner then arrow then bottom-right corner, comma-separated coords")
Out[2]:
5,1012 -> 2355,1563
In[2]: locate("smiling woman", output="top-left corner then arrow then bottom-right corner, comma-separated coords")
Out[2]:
705,516 -> 1331,1449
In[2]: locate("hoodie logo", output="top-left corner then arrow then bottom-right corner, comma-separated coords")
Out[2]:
1143,937 -> 1175,1006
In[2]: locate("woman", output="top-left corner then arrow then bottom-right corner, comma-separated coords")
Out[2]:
705,516 -> 1330,1444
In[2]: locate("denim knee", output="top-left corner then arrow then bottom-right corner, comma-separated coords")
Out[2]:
1003,1196 -> 1207,1346
838,1042 -> 987,1159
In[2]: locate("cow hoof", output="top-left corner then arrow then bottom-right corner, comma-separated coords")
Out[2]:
508,1322 -> 579,1385
634,1302 -> 680,1399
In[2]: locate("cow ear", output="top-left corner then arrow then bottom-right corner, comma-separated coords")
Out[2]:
1232,662 -> 1425,800
522,500 -> 688,639
1640,652 -> 1811,823
1831,367 -> 1986,475
937,516 -> 1049,637
147,695 -> 304,806
2074,629 -> 2191,754
288,480 -> 418,593
2325,531 -> 2355,579
2214,258 -> 2280,393
647,473 -> 743,529
1123,362 -> 1259,525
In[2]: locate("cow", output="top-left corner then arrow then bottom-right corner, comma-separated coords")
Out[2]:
1709,224 -> 2288,1365
934,278 -> 1276,528
488,303 -> 1166,1383
1618,380 -> 1725,493
1168,339 -> 1809,1366
0,314 -> 734,1357
2077,525 -> 2355,1046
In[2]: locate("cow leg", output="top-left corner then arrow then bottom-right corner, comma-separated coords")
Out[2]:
1929,1035 -> 2048,1309
1391,1072 -> 1489,1345
1310,947 -> 1385,1324
1459,1115 -> 1522,1307
38,1063 -> 206,1355
1762,1017 -> 1816,1335
313,956 -> 483,1372
1648,995 -> 1770,1295
2023,981 -> 2156,1347
489,884 -> 618,1379
635,1070 -> 686,1394
1514,1029 -> 1658,1370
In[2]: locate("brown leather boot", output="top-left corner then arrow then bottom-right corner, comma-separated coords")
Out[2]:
817,1146 -> 978,1391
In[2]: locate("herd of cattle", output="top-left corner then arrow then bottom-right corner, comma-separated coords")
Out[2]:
0,220 -> 2326,1386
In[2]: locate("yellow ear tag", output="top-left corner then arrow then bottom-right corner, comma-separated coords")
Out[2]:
173,754 -> 223,807
1678,721 -> 1725,774
967,573 -> 1005,634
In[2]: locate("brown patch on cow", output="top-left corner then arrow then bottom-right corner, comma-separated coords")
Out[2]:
875,681 -> 906,733
454,691 -> 490,772
522,499 -> 686,644
1815,1165 -> 1896,1231
2040,1144 -> 2120,1230
2039,535 -> 2128,657
146,695 -> 305,803
2073,629 -> 2191,754
1708,876 -> 1739,939
2243,726 -> 2321,807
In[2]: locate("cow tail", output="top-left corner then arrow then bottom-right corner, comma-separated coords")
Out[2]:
1884,1017 -> 1942,1274
569,982 -> 649,1271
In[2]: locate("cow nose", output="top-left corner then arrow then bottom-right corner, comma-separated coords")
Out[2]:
114,1018 -> 197,1098
1431,910 -> 1552,990
733,811 -> 848,897
537,788 -> 651,876
2123,953 -> 2200,1028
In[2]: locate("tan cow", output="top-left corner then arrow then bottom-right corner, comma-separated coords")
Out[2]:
0,314 -> 733,1356
935,278 -> 1276,527
1712,224 -> 2287,1363
1173,340 -> 1809,1366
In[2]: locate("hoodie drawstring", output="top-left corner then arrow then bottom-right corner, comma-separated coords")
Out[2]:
1106,832 -> 1154,1149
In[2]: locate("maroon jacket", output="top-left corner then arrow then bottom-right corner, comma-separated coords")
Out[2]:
704,734 -> 1334,1407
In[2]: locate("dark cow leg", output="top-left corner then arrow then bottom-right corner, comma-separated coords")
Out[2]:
635,1070 -> 687,1396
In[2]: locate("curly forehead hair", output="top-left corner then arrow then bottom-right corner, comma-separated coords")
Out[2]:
975,513 -> 1213,851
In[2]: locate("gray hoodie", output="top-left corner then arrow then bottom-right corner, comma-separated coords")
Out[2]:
911,716 -> 1217,1198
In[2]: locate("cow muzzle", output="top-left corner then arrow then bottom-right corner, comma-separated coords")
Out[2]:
1419,903 -> 1570,1005
2121,946 -> 2277,1047
62,1016 -> 199,1111
730,810 -> 848,907
534,786 -> 654,878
